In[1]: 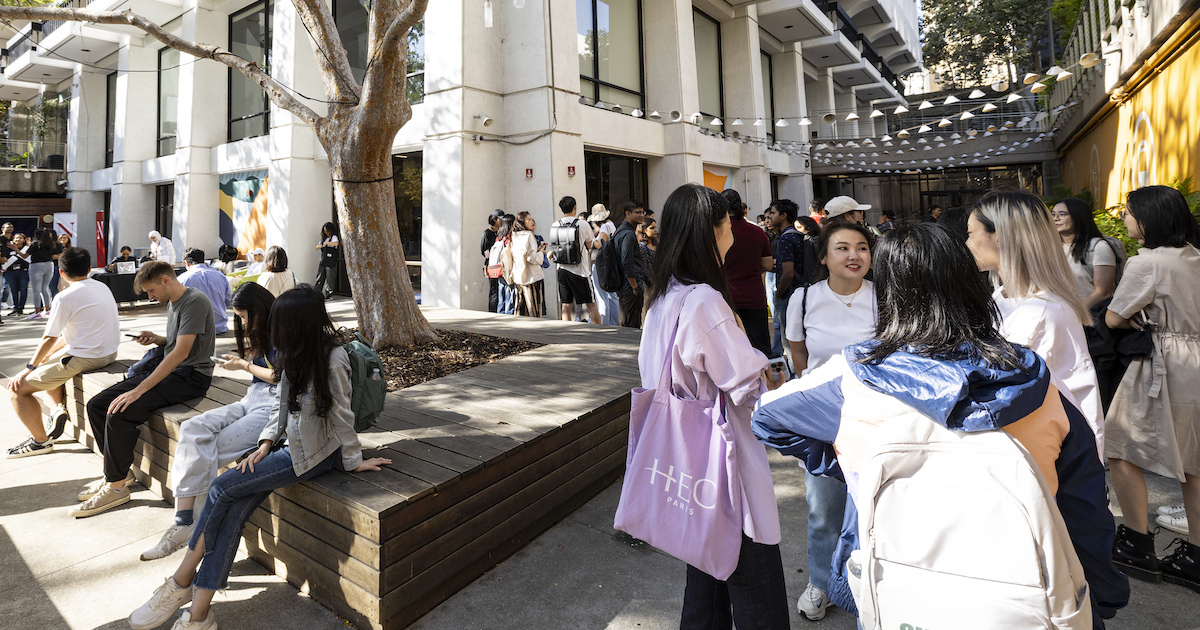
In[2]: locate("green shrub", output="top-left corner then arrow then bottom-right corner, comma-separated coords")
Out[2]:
1094,204 -> 1139,256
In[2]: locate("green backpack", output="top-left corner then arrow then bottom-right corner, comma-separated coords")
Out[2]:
341,329 -> 387,432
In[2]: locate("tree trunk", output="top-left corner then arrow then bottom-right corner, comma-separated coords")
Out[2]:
327,114 -> 437,349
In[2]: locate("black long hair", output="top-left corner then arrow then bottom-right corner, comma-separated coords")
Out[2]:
1056,198 -> 1104,263
721,189 -> 747,219
858,222 -> 1023,369
232,282 -> 275,360
271,285 -> 337,416
1125,185 -> 1200,249
496,214 -> 516,241
815,222 -> 873,281
322,221 -> 338,239
648,184 -> 732,307
33,228 -> 54,251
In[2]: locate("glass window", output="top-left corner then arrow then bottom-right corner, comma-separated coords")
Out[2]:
156,183 -> 174,239
406,18 -> 424,104
158,47 -> 179,157
693,9 -> 722,133
228,0 -> 271,142
105,72 -> 116,167
761,51 -> 774,143
583,151 -> 648,213
333,0 -> 369,84
577,0 -> 643,110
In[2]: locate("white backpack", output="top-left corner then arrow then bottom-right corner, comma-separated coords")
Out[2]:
846,407 -> 1092,630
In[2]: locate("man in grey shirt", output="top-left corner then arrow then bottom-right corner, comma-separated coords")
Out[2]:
74,261 -> 215,518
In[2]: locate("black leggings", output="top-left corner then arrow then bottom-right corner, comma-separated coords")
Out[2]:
315,263 -> 335,296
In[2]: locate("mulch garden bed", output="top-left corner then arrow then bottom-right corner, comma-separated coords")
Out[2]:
375,328 -> 543,392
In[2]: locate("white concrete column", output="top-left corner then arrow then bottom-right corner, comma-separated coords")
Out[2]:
67,67 -> 109,262
173,3 -> 226,260
773,44 -> 809,146
644,0 -> 704,211
112,39 -> 158,259
835,89 -> 858,138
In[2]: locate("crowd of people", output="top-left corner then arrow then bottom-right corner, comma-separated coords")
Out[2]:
1,222 -> 69,323
629,182 -> 1200,629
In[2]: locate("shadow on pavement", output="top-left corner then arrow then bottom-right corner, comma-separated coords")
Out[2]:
0,525 -> 70,630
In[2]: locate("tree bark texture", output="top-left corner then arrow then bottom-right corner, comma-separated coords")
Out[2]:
0,0 -> 436,348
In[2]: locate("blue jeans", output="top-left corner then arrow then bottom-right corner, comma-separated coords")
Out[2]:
766,273 -> 782,357
681,534 -> 789,630
771,292 -> 789,359
4,269 -> 29,310
497,278 -> 515,315
805,469 -> 847,592
189,446 -> 340,591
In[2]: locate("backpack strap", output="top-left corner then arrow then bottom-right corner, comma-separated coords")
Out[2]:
801,285 -> 810,340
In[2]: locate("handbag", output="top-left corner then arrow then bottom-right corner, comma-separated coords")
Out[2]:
614,285 -> 744,580
1114,310 -> 1154,364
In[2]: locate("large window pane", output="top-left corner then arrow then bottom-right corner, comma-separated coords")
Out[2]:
761,51 -> 774,143
158,47 -> 179,156
577,0 -> 594,82
693,10 -> 722,132
229,0 -> 271,142
105,72 -> 116,167
578,0 -> 642,107
333,0 -> 369,84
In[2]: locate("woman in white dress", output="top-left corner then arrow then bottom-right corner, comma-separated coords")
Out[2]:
1104,185 -> 1200,589
966,191 -> 1104,452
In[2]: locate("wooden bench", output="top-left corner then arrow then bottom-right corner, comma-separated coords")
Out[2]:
62,311 -> 640,630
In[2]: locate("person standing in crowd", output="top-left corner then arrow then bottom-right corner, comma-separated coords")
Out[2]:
149,230 -> 176,264
4,232 -> 31,317
769,199 -> 817,359
245,248 -> 267,275
966,192 -> 1104,451
510,211 -> 548,318
50,232 -> 70,297
641,183 -> 787,629
76,261 -> 215,518
783,221 -> 876,620
255,246 -> 298,298
139,282 -> 278,561
492,214 -> 517,315
937,206 -> 972,242
1055,198 -> 1124,309
753,222 -> 1128,628
6,247 -> 120,458
720,189 -> 774,356
314,222 -> 340,300
107,246 -> 136,272
1104,185 -> 1200,584
922,205 -> 943,223
482,209 -> 505,313
877,210 -> 895,233
764,212 -> 783,355
551,196 -> 601,324
756,214 -> 769,230
589,204 -> 618,325
639,217 -> 658,288
180,249 -> 233,335
25,228 -> 61,321
808,198 -> 825,226
822,196 -> 871,228
795,216 -> 821,239
615,200 -> 645,328
0,222 -> 12,310
128,286 -> 390,630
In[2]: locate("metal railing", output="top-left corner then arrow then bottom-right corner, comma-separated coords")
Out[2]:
828,4 -> 860,44
0,138 -> 68,170
39,0 -> 88,39
8,30 -> 36,61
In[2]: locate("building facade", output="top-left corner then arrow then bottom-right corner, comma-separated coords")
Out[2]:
2,0 -> 920,311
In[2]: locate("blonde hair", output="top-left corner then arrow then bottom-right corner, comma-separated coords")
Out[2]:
972,191 -> 1090,326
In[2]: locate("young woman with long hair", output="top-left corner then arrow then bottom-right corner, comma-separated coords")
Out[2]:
314,221 -> 340,299
510,211 -> 548,318
255,246 -> 298,298
641,184 -> 788,630
494,213 -> 517,315
1104,185 -> 1200,589
782,221 -> 876,620
1053,197 -> 1125,308
4,232 -> 31,316
754,222 -> 1128,626
25,228 -> 59,320
138,282 -> 280,562
129,286 -> 390,630
967,191 -> 1104,451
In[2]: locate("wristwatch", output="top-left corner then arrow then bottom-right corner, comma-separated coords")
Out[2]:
26,363 -> 36,371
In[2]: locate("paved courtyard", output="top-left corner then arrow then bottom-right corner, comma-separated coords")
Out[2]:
0,299 -> 1194,629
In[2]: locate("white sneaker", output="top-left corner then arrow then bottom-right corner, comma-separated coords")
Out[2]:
128,577 -> 193,630
797,582 -> 833,620
141,523 -> 196,561
1158,503 -> 1185,516
170,610 -> 217,630
76,470 -> 136,501
1157,512 -> 1189,535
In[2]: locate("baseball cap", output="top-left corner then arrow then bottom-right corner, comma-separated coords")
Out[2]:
824,196 -> 871,219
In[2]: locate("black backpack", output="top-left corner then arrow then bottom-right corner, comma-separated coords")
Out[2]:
595,232 -> 625,293
549,217 -> 583,265
796,235 -> 822,288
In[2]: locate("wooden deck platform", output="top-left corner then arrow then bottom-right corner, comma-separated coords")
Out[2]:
62,308 -> 641,630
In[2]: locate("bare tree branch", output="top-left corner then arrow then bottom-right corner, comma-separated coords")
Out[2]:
0,5 -> 324,129
361,0 -> 428,110
291,0 -> 361,102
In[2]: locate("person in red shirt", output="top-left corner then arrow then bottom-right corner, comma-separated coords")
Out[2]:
808,198 -> 825,226
721,189 -> 775,356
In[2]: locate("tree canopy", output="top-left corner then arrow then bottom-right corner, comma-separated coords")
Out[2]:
922,0 -> 1050,88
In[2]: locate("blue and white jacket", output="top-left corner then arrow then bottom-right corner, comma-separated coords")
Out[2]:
752,342 -> 1129,627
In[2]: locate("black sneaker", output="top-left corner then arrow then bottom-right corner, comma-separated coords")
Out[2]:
45,406 -> 70,441
6,438 -> 54,459
1162,538 -> 1200,593
1113,524 -> 1163,582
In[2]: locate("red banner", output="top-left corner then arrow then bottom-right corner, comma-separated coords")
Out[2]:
96,212 -> 106,265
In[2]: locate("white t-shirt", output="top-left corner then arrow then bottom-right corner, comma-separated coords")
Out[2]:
1063,239 -> 1115,302
44,278 -> 121,359
247,261 -> 267,275
993,287 -> 1104,453
785,280 -> 877,375
321,235 -> 339,247
152,237 -> 176,263
257,270 -> 298,298
551,216 -> 595,278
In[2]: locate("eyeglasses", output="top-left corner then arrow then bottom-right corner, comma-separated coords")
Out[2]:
1050,211 -> 1069,218
1114,207 -> 1128,219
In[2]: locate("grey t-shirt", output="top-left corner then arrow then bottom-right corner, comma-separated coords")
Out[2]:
166,287 -> 216,376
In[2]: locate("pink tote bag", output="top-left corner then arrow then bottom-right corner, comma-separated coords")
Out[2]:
614,286 -> 744,580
